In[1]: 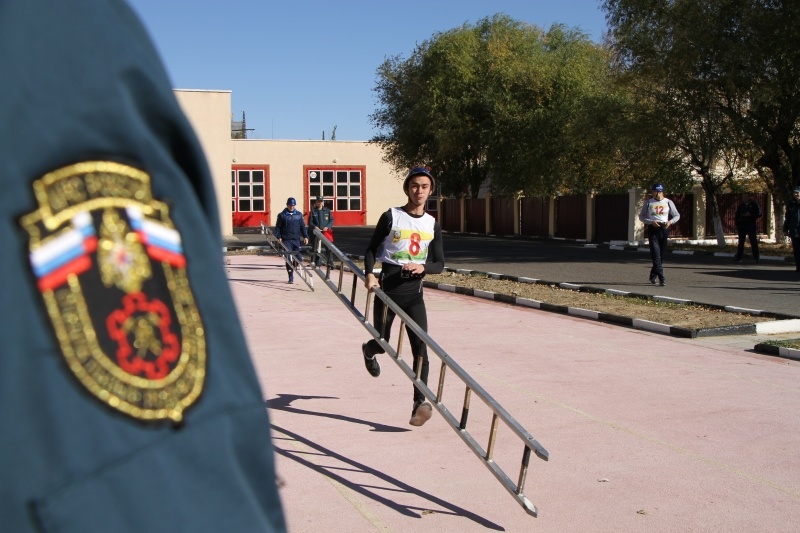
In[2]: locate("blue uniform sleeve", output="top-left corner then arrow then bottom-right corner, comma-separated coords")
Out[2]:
0,1 -> 287,530
274,212 -> 284,239
300,211 -> 308,239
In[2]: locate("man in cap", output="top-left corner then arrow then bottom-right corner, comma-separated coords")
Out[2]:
274,197 -> 308,283
308,195 -> 334,265
783,186 -> 800,272
361,167 -> 445,427
0,0 -> 286,531
638,183 -> 681,286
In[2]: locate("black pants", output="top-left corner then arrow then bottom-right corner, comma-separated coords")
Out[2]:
735,223 -> 759,260
647,226 -> 669,283
792,236 -> 800,271
364,285 -> 429,404
309,234 -> 332,265
283,240 -> 302,275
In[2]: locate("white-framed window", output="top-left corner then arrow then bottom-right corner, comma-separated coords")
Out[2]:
231,168 -> 265,212
307,169 -> 362,211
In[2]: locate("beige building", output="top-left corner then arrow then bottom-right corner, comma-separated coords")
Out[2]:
174,89 -> 421,236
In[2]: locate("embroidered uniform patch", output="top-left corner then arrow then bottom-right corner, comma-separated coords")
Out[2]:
20,161 -> 206,423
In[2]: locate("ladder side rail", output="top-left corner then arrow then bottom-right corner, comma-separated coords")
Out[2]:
308,229 -> 547,516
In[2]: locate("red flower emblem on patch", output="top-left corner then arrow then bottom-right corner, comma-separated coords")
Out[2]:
107,292 -> 180,380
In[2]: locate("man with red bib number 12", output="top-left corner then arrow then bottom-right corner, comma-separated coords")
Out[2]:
638,183 -> 681,287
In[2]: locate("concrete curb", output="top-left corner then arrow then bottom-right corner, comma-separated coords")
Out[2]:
753,343 -> 800,361
223,247 -> 800,340
423,267 -> 800,339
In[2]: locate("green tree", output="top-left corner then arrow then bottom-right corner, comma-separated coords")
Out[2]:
605,0 -> 800,240
370,14 -> 634,197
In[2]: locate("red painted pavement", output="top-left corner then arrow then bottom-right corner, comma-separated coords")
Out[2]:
226,254 -> 800,533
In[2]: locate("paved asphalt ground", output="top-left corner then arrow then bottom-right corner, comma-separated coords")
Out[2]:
227,253 -> 800,533
228,226 -> 799,317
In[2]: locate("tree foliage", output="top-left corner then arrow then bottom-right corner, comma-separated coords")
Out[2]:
605,0 -> 800,212
370,14 -> 641,197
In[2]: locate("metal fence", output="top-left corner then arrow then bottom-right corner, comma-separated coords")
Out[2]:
667,194 -> 693,237
554,195 -> 586,239
465,198 -> 486,233
519,197 -> 548,237
440,198 -> 462,233
705,192 -> 767,235
593,194 -> 629,242
491,197 -> 516,236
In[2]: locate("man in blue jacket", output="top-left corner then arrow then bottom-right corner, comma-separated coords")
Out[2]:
0,1 -> 287,531
275,197 -> 308,283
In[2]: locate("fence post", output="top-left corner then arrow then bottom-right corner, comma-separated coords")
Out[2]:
586,192 -> 595,242
547,196 -> 556,238
459,195 -> 466,233
485,191 -> 492,235
514,193 -> 521,236
628,187 -> 645,244
692,185 -> 706,240
764,191 -> 775,241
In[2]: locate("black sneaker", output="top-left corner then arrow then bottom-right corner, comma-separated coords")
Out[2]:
409,400 -> 433,426
362,343 -> 380,377
649,276 -> 657,285
659,280 -> 666,286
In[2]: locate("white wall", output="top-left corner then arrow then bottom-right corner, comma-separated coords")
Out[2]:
174,89 -> 234,235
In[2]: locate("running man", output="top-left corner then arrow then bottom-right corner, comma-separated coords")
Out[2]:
361,167 -> 445,426
638,183 -> 680,286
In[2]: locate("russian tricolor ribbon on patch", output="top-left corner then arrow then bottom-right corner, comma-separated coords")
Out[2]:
127,206 -> 186,268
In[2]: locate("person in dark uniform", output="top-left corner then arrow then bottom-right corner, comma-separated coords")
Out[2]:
274,197 -> 308,283
638,183 -> 681,286
0,1 -> 286,531
362,167 -> 445,427
733,193 -> 762,263
308,195 -> 334,265
784,186 -> 800,272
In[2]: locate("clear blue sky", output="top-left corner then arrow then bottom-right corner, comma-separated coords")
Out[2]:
127,1 -> 608,141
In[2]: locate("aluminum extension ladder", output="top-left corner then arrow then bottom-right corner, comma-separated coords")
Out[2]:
259,222 -> 314,291
306,228 -> 549,517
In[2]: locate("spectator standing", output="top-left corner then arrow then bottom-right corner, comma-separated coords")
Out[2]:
308,195 -> 334,264
274,197 -> 308,284
362,167 -> 445,427
733,193 -> 763,263
638,183 -> 681,286
783,186 -> 800,272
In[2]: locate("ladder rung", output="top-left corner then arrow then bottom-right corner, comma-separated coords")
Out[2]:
486,414 -> 500,460
460,387 -> 472,430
